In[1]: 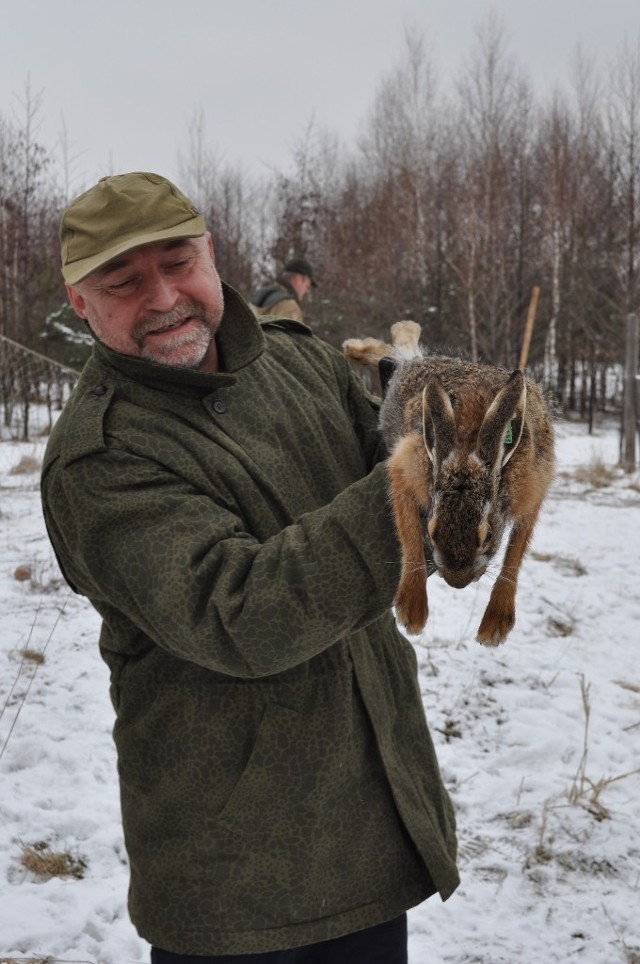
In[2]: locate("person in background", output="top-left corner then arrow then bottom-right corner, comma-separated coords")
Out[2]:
40,171 -> 459,964
251,257 -> 316,323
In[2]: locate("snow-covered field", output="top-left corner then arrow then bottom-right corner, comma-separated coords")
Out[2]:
1,415 -> 639,964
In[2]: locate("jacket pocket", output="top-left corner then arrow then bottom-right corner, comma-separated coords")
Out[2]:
216,702 -> 306,834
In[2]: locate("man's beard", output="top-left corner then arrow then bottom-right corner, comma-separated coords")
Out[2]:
132,300 -> 215,369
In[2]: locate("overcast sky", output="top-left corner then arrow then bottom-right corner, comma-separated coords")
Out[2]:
2,0 -> 640,198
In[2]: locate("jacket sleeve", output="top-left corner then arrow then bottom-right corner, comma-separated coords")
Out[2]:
307,334 -> 386,470
259,321 -> 385,469
42,451 -> 403,679
343,355 -> 387,469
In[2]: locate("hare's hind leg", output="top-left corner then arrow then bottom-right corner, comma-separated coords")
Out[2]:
390,320 -> 421,353
388,433 -> 431,635
343,321 -> 421,367
342,337 -> 392,367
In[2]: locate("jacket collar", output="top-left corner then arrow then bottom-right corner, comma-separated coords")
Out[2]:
91,283 -> 264,392
278,278 -> 300,304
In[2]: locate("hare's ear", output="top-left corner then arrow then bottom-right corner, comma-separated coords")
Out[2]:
422,375 -> 457,465
477,370 -> 527,471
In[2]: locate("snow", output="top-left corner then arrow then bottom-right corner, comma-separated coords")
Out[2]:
1,416 -> 639,964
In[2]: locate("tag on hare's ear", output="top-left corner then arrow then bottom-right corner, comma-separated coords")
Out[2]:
501,410 -> 525,466
501,376 -> 527,467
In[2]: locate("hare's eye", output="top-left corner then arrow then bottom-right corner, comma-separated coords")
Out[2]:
481,530 -> 493,549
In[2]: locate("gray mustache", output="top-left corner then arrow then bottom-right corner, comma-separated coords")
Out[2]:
133,302 -> 204,341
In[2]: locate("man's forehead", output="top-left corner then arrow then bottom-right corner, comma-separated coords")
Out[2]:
91,237 -> 201,279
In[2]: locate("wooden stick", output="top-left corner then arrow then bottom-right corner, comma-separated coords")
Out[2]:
519,285 -> 540,371
623,312 -> 638,472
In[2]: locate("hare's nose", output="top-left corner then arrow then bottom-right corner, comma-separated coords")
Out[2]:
442,569 -> 475,589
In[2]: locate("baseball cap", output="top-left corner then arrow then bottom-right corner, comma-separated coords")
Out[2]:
283,258 -> 318,286
60,172 -> 206,284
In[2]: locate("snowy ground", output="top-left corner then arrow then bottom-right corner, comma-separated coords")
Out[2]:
1,415 -> 639,964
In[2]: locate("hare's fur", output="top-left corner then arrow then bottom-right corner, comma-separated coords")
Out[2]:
343,323 -> 555,645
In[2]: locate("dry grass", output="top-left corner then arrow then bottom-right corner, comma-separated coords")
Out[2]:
8,455 -> 41,476
0,958 -> 94,963
13,558 -> 64,593
13,565 -> 32,583
15,648 -> 45,665
0,958 -> 56,963
546,614 -> 575,637
567,675 -> 640,820
614,679 -> 640,694
530,550 -> 587,577
19,841 -> 86,881
529,675 -> 640,867
604,905 -> 640,964
560,455 -> 619,489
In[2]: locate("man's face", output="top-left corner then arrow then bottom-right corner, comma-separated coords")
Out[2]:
290,273 -> 312,302
67,234 -> 224,371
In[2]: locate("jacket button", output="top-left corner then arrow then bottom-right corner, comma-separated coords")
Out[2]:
213,399 -> 226,414
92,385 -> 107,396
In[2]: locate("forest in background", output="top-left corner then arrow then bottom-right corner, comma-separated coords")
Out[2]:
1,16 -> 640,415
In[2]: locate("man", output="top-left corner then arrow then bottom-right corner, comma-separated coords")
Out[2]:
41,172 -> 459,963
251,257 -> 316,323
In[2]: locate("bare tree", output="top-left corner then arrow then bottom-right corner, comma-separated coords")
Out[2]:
0,80 -> 63,346
539,51 -> 612,407
56,113 -> 87,204
267,119 -> 348,338
360,30 -> 440,289
321,29 -> 449,343
0,26 -> 636,427
608,33 -> 640,314
452,11 -> 534,364
178,109 -> 266,295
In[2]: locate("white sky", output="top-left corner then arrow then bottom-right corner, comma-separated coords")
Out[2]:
2,0 -> 640,196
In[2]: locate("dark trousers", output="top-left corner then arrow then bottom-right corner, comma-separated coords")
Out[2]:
151,913 -> 408,964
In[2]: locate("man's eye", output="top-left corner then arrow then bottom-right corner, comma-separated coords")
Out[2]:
108,278 -> 136,292
165,258 -> 192,273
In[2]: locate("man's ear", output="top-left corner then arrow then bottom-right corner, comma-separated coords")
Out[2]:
206,232 -> 215,264
66,283 -> 87,320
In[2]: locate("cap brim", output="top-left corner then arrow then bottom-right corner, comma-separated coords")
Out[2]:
62,214 -> 207,284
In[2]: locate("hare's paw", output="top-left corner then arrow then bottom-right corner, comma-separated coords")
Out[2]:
390,320 -> 421,351
476,603 -> 515,646
342,338 -> 370,362
342,337 -> 366,358
342,337 -> 388,365
394,582 -> 429,635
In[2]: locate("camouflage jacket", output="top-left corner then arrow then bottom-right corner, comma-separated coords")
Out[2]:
41,285 -> 459,955
251,280 -> 305,323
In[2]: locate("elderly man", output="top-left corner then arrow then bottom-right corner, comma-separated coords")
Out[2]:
251,257 -> 316,324
41,172 -> 458,964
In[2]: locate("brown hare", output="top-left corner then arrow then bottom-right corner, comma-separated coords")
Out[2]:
344,322 -> 555,645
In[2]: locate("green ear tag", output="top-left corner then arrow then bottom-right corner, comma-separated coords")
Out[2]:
504,421 -> 513,445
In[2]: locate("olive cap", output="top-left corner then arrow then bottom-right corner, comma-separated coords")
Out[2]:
60,172 -> 206,284
283,257 -> 318,286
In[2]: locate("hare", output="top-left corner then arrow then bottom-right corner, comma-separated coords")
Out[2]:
344,322 -> 555,645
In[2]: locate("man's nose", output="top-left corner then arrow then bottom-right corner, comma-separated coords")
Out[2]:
143,270 -> 180,311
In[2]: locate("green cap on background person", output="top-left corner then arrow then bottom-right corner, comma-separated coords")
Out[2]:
60,172 -> 206,285
283,258 -> 318,287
